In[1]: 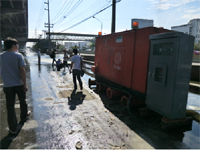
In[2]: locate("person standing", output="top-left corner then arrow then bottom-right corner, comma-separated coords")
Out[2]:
52,49 -> 56,66
0,37 -> 30,135
37,48 -> 41,65
63,49 -> 69,72
70,49 -> 83,90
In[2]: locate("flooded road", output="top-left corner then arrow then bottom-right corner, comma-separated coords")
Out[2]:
28,50 -> 200,149
0,49 -> 199,149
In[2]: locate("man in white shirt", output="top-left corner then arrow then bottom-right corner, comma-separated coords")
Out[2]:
70,49 -> 83,90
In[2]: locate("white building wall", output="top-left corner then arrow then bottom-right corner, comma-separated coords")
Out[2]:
189,19 -> 200,43
64,41 -> 91,50
171,24 -> 190,34
171,19 -> 200,44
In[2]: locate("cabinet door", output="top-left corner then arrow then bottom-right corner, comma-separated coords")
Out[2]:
146,38 -> 179,118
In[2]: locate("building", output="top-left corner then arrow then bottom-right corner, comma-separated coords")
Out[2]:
64,42 -> 74,50
171,19 -> 200,44
64,41 -> 91,50
131,19 -> 154,29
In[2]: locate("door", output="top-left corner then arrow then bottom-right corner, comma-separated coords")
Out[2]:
146,37 -> 179,118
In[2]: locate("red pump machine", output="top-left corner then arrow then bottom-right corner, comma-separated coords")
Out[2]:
93,27 -> 172,99
92,27 -> 194,120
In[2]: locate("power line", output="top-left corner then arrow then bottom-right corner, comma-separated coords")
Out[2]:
35,0 -> 45,30
53,0 -> 83,25
55,0 -> 109,29
60,1 -> 119,32
50,0 -> 72,23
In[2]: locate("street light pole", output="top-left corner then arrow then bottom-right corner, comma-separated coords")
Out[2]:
93,16 -> 103,34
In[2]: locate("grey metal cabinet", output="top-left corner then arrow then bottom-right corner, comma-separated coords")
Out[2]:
146,32 -> 195,119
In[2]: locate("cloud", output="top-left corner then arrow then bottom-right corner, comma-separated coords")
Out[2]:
147,0 -> 200,10
182,13 -> 200,19
185,7 -> 200,13
181,5 -> 200,19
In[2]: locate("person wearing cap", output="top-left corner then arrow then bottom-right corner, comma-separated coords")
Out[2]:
0,37 -> 30,135
70,48 -> 83,90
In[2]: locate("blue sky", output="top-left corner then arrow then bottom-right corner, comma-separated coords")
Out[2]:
28,0 -> 200,39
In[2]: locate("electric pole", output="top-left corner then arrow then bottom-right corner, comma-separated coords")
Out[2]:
111,0 -> 116,34
45,0 -> 53,52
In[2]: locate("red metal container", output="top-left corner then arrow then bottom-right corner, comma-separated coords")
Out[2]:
93,27 -> 171,99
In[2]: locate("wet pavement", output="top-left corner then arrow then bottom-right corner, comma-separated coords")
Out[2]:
0,49 -> 199,149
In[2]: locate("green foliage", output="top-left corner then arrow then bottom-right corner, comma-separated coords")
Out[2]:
194,43 -> 200,51
57,44 -> 65,50
89,41 -> 95,49
82,46 -> 87,50
32,42 -> 41,49
71,45 -> 79,49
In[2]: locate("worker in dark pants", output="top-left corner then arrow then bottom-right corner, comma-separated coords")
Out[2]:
0,37 -> 30,135
70,49 -> 83,90
52,49 -> 56,66
37,48 -> 41,65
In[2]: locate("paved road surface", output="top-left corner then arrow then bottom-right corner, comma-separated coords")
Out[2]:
0,51 -> 199,149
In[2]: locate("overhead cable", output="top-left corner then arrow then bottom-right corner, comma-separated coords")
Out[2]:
35,0 -> 45,30
53,0 -> 83,25
50,0 -> 70,22
60,2 -> 116,32
56,0 -> 108,29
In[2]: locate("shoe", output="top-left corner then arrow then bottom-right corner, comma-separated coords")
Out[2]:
20,111 -> 31,123
80,86 -> 83,90
9,129 -> 17,135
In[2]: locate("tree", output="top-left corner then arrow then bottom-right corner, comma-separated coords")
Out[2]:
82,46 -> 87,50
71,45 -> 79,49
194,43 -> 200,51
32,42 -> 41,50
57,44 -> 65,50
89,41 -> 95,50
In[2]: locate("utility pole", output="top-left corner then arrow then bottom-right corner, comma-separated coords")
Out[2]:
44,0 -> 53,52
42,30 -> 47,39
111,0 -> 116,34
35,29 -> 37,38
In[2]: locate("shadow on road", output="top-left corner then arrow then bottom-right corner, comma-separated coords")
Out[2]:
67,90 -> 86,110
92,88 -> 193,149
0,122 -> 24,149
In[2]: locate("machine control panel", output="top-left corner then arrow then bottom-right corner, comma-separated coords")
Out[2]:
146,32 -> 194,119
153,43 -> 174,55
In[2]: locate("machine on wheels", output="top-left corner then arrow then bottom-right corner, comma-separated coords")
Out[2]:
89,26 -> 195,129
